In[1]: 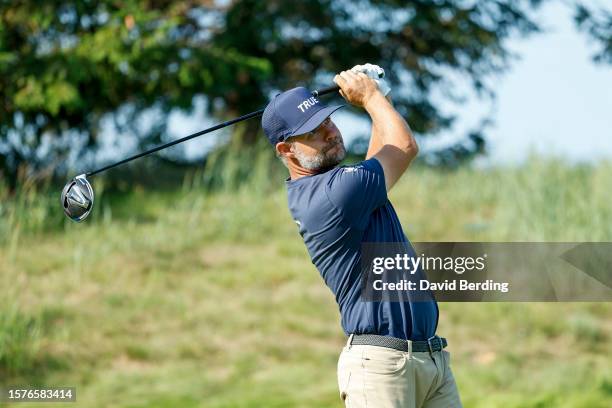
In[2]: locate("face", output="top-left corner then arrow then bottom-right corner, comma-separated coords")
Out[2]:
282,117 -> 346,171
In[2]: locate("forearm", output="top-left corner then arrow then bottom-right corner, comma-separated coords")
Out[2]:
366,120 -> 383,159
366,95 -> 397,159
364,93 -> 418,160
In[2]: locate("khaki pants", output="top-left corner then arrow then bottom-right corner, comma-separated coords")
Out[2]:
337,337 -> 462,408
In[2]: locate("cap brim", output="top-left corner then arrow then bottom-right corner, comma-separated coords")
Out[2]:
289,105 -> 344,138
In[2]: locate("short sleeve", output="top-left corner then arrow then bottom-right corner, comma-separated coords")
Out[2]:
325,158 -> 388,229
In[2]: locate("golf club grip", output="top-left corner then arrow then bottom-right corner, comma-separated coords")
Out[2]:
312,71 -> 384,97
312,85 -> 340,97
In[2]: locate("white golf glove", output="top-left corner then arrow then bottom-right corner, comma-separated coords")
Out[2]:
351,63 -> 391,96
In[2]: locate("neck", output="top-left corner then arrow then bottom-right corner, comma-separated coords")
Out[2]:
287,159 -> 320,180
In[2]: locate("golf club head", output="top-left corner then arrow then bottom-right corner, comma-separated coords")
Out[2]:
61,174 -> 94,222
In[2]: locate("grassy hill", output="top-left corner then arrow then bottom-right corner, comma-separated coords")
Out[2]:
1,157 -> 611,407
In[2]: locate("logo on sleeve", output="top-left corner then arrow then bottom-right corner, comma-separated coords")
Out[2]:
343,166 -> 360,173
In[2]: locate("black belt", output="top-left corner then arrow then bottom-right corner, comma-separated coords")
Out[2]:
350,334 -> 447,353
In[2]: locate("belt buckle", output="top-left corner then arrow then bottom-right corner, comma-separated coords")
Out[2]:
426,335 -> 439,354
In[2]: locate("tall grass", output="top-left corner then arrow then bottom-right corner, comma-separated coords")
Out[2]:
3,149 -> 611,242
0,180 -> 58,242
0,303 -> 42,378
196,137 -> 287,194
0,152 -> 611,406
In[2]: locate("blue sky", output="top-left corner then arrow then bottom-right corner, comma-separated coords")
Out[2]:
471,1 -> 611,164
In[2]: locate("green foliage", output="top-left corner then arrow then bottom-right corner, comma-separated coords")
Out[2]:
0,0 -> 550,186
1,0 -> 611,189
0,0 -> 272,187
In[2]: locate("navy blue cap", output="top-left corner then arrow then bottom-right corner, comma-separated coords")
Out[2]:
262,87 -> 344,145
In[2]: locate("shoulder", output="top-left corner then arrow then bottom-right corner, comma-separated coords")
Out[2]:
324,159 -> 388,221
325,158 -> 385,194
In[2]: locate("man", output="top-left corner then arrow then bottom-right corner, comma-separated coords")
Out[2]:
261,65 -> 462,408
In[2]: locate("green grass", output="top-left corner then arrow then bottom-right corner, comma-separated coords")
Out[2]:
1,154 -> 611,407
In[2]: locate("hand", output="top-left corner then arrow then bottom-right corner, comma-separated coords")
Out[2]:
333,70 -> 381,108
350,63 -> 391,96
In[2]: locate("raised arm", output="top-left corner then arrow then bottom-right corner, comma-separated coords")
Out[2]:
366,95 -> 393,160
334,70 -> 418,191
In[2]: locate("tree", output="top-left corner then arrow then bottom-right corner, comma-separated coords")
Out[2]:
212,0 -> 543,167
0,1 -> 610,188
0,0 -> 271,189
574,3 -> 612,64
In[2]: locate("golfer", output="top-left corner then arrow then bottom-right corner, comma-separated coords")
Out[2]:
262,64 -> 462,408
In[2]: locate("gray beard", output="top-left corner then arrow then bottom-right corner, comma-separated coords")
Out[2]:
294,142 -> 346,171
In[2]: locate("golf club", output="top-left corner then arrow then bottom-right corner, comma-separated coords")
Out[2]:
61,72 -> 385,222
61,73 -> 384,222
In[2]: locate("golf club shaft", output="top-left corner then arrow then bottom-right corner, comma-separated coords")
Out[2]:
86,85 -> 342,177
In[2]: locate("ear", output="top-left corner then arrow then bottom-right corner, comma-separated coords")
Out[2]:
275,141 -> 294,159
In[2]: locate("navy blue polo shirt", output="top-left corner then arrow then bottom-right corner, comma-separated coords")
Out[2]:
286,158 -> 438,340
